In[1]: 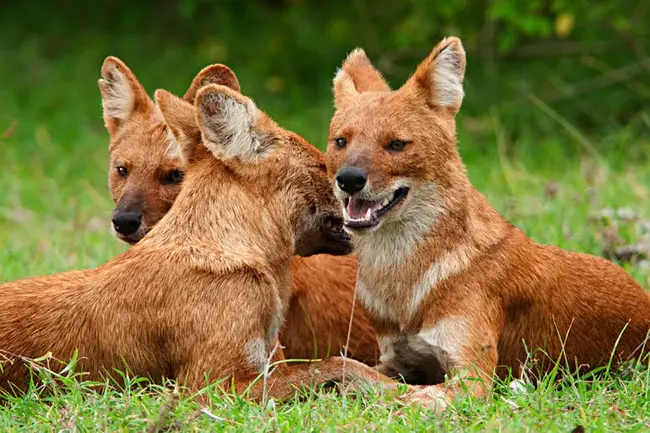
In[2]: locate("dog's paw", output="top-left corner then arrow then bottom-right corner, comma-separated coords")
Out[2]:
400,386 -> 450,413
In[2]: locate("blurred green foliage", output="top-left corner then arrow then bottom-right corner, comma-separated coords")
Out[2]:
1,0 -> 648,157
1,2 -> 650,293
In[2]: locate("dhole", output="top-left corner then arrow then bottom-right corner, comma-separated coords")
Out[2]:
0,78 -> 395,401
326,37 -> 650,410
99,57 -> 378,364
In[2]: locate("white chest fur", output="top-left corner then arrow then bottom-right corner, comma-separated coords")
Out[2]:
356,246 -> 472,326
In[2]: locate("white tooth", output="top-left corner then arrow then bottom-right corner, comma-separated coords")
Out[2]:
382,198 -> 390,207
364,208 -> 372,220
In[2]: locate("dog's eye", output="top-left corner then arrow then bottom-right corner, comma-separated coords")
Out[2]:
162,169 -> 184,185
334,137 -> 347,149
117,166 -> 128,177
386,140 -> 407,152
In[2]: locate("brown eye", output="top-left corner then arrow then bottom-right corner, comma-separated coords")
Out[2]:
334,137 -> 347,149
161,169 -> 184,185
117,166 -> 128,177
386,140 -> 407,152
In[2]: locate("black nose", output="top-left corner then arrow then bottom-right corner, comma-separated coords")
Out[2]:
336,167 -> 367,194
112,212 -> 142,236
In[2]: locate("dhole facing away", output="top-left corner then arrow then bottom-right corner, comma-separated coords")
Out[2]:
326,36 -> 650,410
98,57 -> 378,364
0,79 -> 395,401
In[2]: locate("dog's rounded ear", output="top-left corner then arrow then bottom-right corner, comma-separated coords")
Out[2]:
155,89 -> 201,164
183,64 -> 241,103
98,56 -> 154,135
333,48 -> 390,108
195,84 -> 278,162
402,37 -> 466,115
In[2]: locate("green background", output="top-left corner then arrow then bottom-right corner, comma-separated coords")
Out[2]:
0,2 -> 649,430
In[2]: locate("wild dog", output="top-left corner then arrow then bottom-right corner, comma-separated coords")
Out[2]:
103,59 -> 242,244
99,57 -> 378,364
0,81 -> 397,402
326,37 -> 650,410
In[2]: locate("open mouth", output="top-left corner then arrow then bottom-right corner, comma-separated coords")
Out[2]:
343,187 -> 409,229
322,215 -> 352,253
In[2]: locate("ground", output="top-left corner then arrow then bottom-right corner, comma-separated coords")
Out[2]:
1,44 -> 649,432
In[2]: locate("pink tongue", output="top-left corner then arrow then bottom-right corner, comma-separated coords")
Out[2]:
347,198 -> 383,219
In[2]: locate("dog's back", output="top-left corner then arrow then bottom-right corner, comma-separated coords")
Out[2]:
99,57 -> 379,364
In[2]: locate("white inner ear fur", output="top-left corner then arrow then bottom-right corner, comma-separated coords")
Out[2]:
165,126 -> 183,160
432,45 -> 465,108
199,93 -> 264,161
156,106 -> 188,162
101,66 -> 135,120
333,66 -> 360,103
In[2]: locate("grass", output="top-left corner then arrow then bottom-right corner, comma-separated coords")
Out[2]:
3,358 -> 650,431
2,13 -> 650,432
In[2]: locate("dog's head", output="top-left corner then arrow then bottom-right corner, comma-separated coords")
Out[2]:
98,57 -> 240,244
326,37 -> 466,236
155,84 -> 351,257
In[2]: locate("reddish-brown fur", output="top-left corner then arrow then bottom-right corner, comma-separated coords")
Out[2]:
98,57 -> 378,364
0,82 -> 396,402
326,37 -> 650,410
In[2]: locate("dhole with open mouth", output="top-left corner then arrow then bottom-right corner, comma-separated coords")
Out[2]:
326,36 -> 650,411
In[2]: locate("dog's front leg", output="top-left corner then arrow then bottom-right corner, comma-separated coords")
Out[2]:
400,320 -> 500,412
238,356 -> 414,403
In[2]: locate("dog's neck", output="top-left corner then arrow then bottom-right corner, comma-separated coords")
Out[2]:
353,174 -> 511,325
357,150 -> 511,261
139,156 -> 295,275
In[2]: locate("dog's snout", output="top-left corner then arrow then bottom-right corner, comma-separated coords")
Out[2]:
336,167 -> 367,194
112,212 -> 142,236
